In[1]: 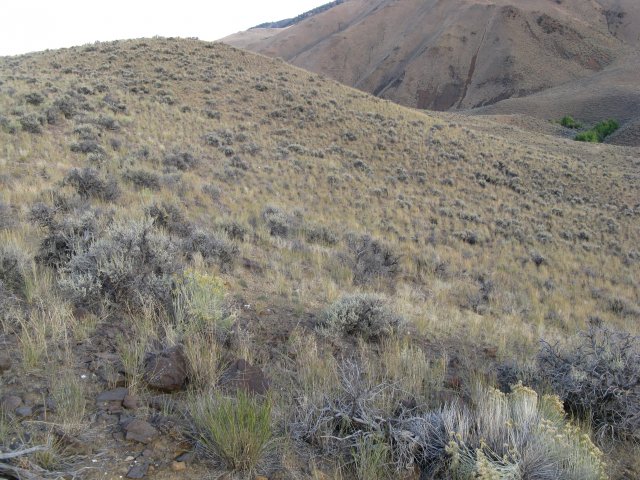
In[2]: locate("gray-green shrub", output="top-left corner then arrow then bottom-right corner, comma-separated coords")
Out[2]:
182,229 -> 238,273
60,219 -> 181,311
319,293 -> 405,341
346,234 -> 400,285
64,168 -> 120,201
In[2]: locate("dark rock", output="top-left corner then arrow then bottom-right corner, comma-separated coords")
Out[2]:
96,387 -> 129,403
219,358 -> 270,395
0,351 -> 11,373
2,395 -> 22,411
123,394 -> 138,410
62,434 -> 95,455
125,419 -> 158,444
126,461 -> 150,479
144,346 -> 187,392
15,406 -> 33,417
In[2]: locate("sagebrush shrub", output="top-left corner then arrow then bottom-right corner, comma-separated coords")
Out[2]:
147,202 -> 192,236
201,183 -> 221,201
123,169 -> 162,191
538,323 -> 640,441
64,168 -> 120,201
319,293 -> 405,341
0,201 -> 16,229
20,114 -> 42,133
53,96 -> 77,118
346,234 -> 400,285
304,223 -> 338,245
34,206 -> 101,268
25,92 -> 45,106
182,229 -> 238,273
60,219 -> 181,312
0,244 -> 30,298
262,206 -> 296,238
163,151 -> 199,171
216,220 -> 247,242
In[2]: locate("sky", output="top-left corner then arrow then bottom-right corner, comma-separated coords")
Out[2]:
0,1 -> 329,56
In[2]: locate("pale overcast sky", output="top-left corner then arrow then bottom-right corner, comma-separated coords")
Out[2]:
0,1 -> 329,56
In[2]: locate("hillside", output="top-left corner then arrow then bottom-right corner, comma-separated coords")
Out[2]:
0,38 -> 639,479
253,1 -> 345,29
223,0 -> 640,145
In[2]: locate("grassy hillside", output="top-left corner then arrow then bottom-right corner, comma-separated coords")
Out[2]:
0,38 -> 638,479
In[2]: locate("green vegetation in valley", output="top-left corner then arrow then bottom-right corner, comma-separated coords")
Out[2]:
575,119 -> 619,142
558,115 -> 582,129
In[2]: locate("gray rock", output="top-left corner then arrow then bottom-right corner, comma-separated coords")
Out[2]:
125,419 -> 158,444
126,461 -> 149,479
2,395 -> 22,411
15,406 -> 33,417
175,451 -> 194,463
96,387 -> 129,403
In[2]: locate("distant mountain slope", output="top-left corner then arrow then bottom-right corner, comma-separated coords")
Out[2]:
222,0 -> 640,144
253,1 -> 344,29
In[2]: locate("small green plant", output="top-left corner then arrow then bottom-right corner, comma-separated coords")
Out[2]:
117,334 -> 148,393
19,315 -> 48,370
0,408 -> 11,444
190,390 -> 273,473
32,435 -> 61,471
50,373 -> 86,435
184,333 -> 223,391
559,115 -> 582,129
352,434 -> 392,480
173,269 -> 234,336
